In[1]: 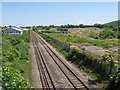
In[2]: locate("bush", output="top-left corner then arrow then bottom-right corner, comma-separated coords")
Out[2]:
99,29 -> 117,39
2,66 -> 31,89
2,31 -> 31,89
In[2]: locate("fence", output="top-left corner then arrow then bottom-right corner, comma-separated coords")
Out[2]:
40,32 -> 70,50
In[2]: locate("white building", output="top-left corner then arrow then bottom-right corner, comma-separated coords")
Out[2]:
23,28 -> 29,31
1,27 -> 23,35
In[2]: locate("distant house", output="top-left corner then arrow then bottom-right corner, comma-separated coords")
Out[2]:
1,27 -> 23,35
57,29 -> 70,33
23,28 -> 29,31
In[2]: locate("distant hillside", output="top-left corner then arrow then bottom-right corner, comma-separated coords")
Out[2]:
105,20 -> 120,26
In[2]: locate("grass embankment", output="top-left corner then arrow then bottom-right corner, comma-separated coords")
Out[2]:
39,32 -> 120,89
2,31 -> 32,89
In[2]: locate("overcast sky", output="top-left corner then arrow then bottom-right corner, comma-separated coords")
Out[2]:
1,2 -> 118,26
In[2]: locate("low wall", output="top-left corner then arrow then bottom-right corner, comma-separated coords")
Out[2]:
40,32 -> 70,50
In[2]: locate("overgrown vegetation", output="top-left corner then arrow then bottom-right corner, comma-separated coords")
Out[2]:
31,22 -> 119,41
39,32 -> 120,89
2,31 -> 32,89
99,28 -> 118,39
44,33 -> 119,48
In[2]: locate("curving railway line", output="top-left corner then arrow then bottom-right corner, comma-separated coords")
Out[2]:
31,30 -> 92,89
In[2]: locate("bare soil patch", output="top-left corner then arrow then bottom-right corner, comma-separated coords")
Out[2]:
73,43 -> 108,56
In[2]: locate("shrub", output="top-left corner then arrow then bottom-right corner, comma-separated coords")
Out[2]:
99,29 -> 117,39
2,31 -> 31,89
2,66 -> 31,89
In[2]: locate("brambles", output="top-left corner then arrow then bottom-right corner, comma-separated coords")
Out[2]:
2,31 -> 32,89
100,51 -> 116,75
2,66 -> 31,89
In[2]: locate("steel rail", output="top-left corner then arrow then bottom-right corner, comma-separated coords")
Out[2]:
31,32 -> 56,89
32,31 -> 89,90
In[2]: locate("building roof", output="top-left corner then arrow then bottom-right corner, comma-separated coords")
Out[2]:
2,27 -> 23,32
23,28 -> 29,31
12,27 -> 23,32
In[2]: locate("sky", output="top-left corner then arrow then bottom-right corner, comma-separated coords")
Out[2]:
1,2 -> 118,26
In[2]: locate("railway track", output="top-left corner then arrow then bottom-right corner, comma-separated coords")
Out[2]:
31,33 -> 55,89
31,30 -> 90,89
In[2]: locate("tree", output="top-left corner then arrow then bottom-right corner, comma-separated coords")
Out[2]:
79,24 -> 84,28
49,25 -> 55,28
94,24 -> 104,28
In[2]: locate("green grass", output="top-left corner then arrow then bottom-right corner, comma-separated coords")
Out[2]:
12,55 -> 32,80
44,33 -> 119,48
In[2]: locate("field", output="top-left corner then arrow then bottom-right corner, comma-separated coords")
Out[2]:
45,33 -> 118,46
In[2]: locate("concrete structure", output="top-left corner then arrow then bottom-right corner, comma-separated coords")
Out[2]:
57,29 -> 70,33
1,27 -> 23,35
